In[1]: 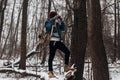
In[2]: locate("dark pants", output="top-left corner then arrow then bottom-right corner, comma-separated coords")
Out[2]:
48,41 -> 70,71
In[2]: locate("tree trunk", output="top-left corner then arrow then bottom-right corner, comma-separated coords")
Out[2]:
19,0 -> 29,70
13,5 -> 22,57
112,0 -> 117,63
0,1 -> 16,57
88,0 -> 109,80
8,0 -> 16,58
48,0 -> 51,17
71,0 -> 87,80
40,0 -> 52,65
118,1 -> 120,60
0,0 -> 8,42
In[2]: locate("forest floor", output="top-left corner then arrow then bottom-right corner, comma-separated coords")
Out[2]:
0,59 -> 119,80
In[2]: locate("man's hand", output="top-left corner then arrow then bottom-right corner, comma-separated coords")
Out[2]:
53,15 -> 60,19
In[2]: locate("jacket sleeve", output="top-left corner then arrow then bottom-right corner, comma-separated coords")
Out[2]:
59,21 -> 66,31
45,19 -> 55,32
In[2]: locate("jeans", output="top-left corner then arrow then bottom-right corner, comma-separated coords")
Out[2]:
48,41 -> 70,71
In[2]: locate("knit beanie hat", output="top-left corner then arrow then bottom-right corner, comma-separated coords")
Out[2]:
49,11 -> 57,18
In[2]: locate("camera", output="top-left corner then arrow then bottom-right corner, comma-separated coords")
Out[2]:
58,16 -> 61,19
57,16 -> 62,21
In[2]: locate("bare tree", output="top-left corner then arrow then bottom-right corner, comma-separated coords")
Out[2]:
19,0 -> 29,70
118,1 -> 120,59
0,0 -> 8,42
40,0 -> 52,65
112,0 -> 117,63
48,0 -> 51,17
0,0 -> 16,58
88,0 -> 109,80
71,0 -> 87,80
7,0 -> 17,58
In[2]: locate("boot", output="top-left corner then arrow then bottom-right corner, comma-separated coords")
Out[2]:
64,65 -> 75,72
48,71 -> 55,78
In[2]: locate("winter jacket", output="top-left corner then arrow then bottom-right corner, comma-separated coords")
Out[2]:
45,18 -> 66,41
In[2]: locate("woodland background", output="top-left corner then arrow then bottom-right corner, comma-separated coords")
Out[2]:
0,0 -> 120,80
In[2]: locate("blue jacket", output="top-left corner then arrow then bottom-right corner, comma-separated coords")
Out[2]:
45,19 -> 66,40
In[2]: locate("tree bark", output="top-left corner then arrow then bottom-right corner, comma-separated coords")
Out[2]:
88,0 -> 109,80
48,0 -> 51,17
40,0 -> 52,65
71,0 -> 87,80
8,0 -> 16,58
13,5 -> 22,57
19,0 -> 29,70
0,0 -> 16,57
118,1 -> 120,60
0,0 -> 8,42
112,0 -> 117,63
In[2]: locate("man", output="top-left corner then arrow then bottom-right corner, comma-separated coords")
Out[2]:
45,11 -> 74,78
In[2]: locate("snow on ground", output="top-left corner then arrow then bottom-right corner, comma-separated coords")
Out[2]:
109,63 -> 120,80
0,59 -> 120,80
